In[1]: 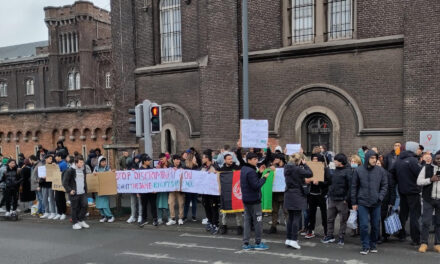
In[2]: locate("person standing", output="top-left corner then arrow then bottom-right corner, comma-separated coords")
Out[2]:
240,152 -> 270,250
54,152 -> 68,220
138,155 -> 158,227
156,153 -> 170,225
38,154 -> 56,219
351,150 -> 388,255
19,158 -> 36,213
201,151 -> 220,234
268,153 -> 288,234
183,153 -> 199,222
62,155 -> 90,230
0,159 -> 22,216
94,156 -> 115,223
167,155 -> 185,226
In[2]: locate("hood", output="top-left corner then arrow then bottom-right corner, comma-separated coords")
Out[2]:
399,150 -> 415,160
6,165 -> 17,172
88,153 -> 97,159
97,156 -> 106,167
357,148 -> 365,159
56,140 -> 64,147
364,150 -> 378,169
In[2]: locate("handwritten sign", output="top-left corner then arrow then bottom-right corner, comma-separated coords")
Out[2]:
37,166 -> 46,178
272,168 -> 286,192
98,171 -> 118,196
51,169 -> 65,192
240,119 -> 268,148
420,131 -> 440,153
286,144 -> 301,155
116,169 -> 181,193
45,164 -> 59,182
181,170 -> 220,195
309,162 -> 325,182
86,174 -> 99,193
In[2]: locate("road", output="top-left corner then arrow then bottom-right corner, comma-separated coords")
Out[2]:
0,217 -> 439,264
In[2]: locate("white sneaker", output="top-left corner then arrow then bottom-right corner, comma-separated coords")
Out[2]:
48,213 -> 56,219
178,219 -> 184,225
126,216 -> 135,223
5,211 -> 11,217
79,221 -> 90,229
0,208 -> 6,213
60,214 -> 66,220
202,218 -> 209,225
137,216 -> 142,223
166,219 -> 177,226
85,212 -> 90,217
288,240 -> 301,250
285,239 -> 292,246
72,223 -> 82,230
157,219 -> 163,225
99,217 -> 107,223
40,213 -> 49,219
53,214 -> 61,220
16,208 -> 21,212
107,217 -> 115,223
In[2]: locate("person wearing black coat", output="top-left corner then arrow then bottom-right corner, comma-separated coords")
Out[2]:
389,141 -> 422,244
377,160 -> 396,244
322,153 -> 352,245
284,154 -> 313,249
0,159 -> 22,215
19,159 -> 36,210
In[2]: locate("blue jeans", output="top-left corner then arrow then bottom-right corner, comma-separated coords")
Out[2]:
36,190 -> 45,214
358,205 -> 381,249
184,193 -> 198,219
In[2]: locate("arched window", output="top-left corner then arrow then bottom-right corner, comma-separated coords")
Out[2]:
68,73 -> 74,90
26,79 -> 34,95
105,72 -> 111,89
0,81 -> 7,97
75,72 -> 80,90
304,114 -> 332,154
160,0 -> 182,63
25,102 -> 35,110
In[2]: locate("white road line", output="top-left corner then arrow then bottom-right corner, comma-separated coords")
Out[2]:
179,233 -> 317,247
235,250 -> 330,263
119,252 -> 209,263
153,241 -> 236,251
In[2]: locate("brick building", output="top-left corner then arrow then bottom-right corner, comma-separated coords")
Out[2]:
111,0 -> 440,157
0,1 -> 113,160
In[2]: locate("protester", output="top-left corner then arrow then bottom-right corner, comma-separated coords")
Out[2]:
416,151 -> 440,253
201,151 -> 220,234
0,159 -> 22,216
55,140 -> 69,156
240,152 -> 269,250
62,155 -> 90,230
384,142 -> 401,171
156,153 -> 170,225
0,155 -> 7,213
390,141 -> 422,245
216,144 -> 239,168
138,155 -> 158,227
167,154 -> 185,226
94,156 -> 115,223
268,153 -> 287,234
19,158 -> 36,213
183,153 -> 199,222
284,153 -> 313,249
351,150 -> 388,255
127,154 -> 142,224
54,152 -> 68,220
322,153 -> 352,245
30,155 -> 44,216
38,154 -> 56,219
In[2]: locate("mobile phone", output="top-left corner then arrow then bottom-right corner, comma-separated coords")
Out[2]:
436,170 -> 440,176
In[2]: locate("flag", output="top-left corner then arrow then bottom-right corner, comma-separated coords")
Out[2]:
261,169 -> 274,212
219,171 -> 244,213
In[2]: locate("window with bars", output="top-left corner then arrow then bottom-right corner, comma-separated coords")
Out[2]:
292,0 -> 315,44
160,0 -> 182,63
26,79 -> 34,95
0,82 -> 7,97
327,0 -> 353,40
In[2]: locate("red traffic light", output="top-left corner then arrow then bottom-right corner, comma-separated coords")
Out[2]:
151,106 -> 159,116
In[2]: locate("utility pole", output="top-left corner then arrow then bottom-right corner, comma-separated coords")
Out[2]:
242,0 -> 249,119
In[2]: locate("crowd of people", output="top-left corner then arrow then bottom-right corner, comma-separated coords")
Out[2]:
0,140 -> 439,255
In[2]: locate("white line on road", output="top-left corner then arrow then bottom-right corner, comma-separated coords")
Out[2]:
153,241 -> 237,251
235,250 -> 331,263
119,252 -> 209,263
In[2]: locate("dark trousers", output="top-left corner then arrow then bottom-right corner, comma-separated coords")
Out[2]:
202,195 -> 220,226
308,194 -> 328,235
359,205 -> 381,250
327,199 -> 349,238
5,188 -> 18,212
0,187 -> 5,207
141,193 -> 157,221
55,191 -> 66,215
70,194 -> 88,224
399,193 -> 421,243
272,192 -> 287,227
380,202 -> 391,239
287,210 -> 301,241
421,199 -> 440,245
184,193 -> 198,218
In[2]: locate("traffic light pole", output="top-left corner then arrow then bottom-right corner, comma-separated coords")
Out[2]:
142,100 -> 153,157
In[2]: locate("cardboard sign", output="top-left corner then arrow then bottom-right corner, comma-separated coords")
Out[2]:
181,170 -> 220,195
272,168 -> 286,192
116,169 -> 181,194
420,131 -> 440,153
51,169 -> 65,192
308,162 -> 325,182
45,164 -> 59,182
286,144 -> 301,155
97,171 -> 118,196
37,166 -> 46,178
86,174 -> 100,193
240,119 -> 268,148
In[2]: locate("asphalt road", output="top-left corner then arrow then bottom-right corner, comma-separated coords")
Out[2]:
0,217 -> 439,264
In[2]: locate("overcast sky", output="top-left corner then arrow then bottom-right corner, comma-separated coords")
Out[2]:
0,0 -> 110,47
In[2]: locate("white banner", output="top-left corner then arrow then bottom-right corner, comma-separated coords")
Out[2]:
272,168 -> 286,192
241,119 -> 268,148
420,131 -> 440,153
116,169 -> 181,193
181,170 -> 220,195
38,166 -> 46,178
286,144 -> 301,155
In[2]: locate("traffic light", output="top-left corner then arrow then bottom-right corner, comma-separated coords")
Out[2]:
150,103 -> 162,133
128,104 -> 143,137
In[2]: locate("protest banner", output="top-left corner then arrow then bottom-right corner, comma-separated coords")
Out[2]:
86,174 -> 100,193
45,164 -> 59,182
420,131 -> 440,153
272,168 -> 286,192
309,162 -> 325,182
98,171 -> 118,196
37,166 -> 46,178
51,170 -> 65,192
116,169 -> 181,194
181,170 -> 220,195
286,144 -> 301,155
240,119 -> 268,148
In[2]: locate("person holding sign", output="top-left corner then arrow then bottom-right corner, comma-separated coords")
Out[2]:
268,153 -> 288,234
63,156 -> 90,230
201,150 -> 220,235
54,152 -> 68,220
138,155 -> 158,227
38,154 -> 56,220
166,155 -> 185,226
94,156 -> 115,223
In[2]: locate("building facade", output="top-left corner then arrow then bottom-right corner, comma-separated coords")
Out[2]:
111,0 -> 440,156
0,1 -> 114,160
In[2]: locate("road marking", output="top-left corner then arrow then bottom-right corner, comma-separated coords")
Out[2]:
119,252 -> 209,263
153,241 -> 236,251
180,233 -> 317,247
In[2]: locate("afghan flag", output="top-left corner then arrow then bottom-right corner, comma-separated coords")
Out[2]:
219,171 -> 244,213
261,169 -> 274,213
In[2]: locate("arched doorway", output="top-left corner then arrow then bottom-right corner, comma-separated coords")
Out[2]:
303,114 -> 332,155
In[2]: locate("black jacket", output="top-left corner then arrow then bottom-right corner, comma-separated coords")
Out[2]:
284,163 -> 313,210
0,166 -> 22,190
240,163 -> 266,204
390,151 -> 422,195
328,166 -> 352,202
382,168 -> 396,206
383,150 -> 398,171
218,163 -> 241,172
351,150 -> 388,207
62,166 -> 88,194
309,166 -> 330,196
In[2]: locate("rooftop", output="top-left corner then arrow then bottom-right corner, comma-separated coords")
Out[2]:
0,41 -> 48,62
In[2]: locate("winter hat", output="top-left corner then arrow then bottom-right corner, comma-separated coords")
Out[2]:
405,141 -> 419,154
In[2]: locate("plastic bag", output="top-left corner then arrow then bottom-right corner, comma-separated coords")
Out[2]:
385,211 -> 402,235
347,209 -> 358,229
